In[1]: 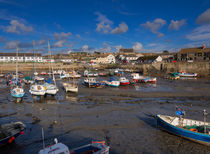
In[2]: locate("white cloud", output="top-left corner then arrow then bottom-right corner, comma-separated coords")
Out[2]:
168,19 -> 186,30
54,32 -> 72,40
54,40 -> 66,47
4,40 -> 17,49
4,20 -> 33,34
132,42 -> 143,51
95,12 -> 113,34
82,45 -> 89,51
196,9 -> 210,24
141,18 -> 166,37
186,24 -> 210,41
114,45 -> 122,52
99,43 -> 111,52
111,22 -> 128,34
37,39 -> 46,46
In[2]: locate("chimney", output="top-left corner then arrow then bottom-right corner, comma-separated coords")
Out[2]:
203,44 -> 206,49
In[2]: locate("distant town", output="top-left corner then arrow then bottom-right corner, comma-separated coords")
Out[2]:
0,44 -> 209,65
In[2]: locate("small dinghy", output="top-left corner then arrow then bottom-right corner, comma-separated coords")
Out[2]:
105,77 -> 120,87
63,82 -> 78,93
0,121 -> 25,145
156,109 -> 210,146
83,78 -> 104,88
39,138 -> 110,154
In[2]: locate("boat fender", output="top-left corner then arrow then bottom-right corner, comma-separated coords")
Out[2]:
189,128 -> 198,132
8,136 -> 15,143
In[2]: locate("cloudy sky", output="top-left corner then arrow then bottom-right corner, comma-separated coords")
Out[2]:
0,0 -> 210,54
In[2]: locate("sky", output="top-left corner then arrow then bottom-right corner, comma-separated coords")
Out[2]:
0,0 -> 210,54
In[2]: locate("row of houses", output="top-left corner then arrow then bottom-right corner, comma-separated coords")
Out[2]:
0,53 -> 43,62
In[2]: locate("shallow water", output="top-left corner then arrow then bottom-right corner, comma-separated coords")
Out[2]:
0,75 -> 210,154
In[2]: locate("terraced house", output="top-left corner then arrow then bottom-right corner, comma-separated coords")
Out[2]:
176,45 -> 210,61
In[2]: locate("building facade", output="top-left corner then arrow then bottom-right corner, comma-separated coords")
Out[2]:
91,54 -> 115,64
176,46 -> 210,61
0,53 -> 43,62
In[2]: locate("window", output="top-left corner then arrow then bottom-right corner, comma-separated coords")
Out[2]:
198,53 -> 202,57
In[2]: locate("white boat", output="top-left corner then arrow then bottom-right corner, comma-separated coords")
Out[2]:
35,76 -> 45,81
131,73 -> 157,83
131,73 -> 145,80
106,80 -> 120,87
63,60 -> 78,93
63,82 -> 78,93
34,72 -> 38,76
84,70 -> 98,77
11,87 -> 25,98
60,73 -> 70,79
29,84 -> 46,96
11,44 -> 25,98
39,138 -> 109,154
178,72 -> 198,77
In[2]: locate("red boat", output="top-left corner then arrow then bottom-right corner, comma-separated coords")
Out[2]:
119,77 -> 130,85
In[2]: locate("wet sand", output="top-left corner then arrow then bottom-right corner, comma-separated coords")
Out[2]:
0,77 -> 210,154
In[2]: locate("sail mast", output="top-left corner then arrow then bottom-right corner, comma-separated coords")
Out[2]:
72,59 -> 75,88
48,40 -> 56,86
32,40 -> 35,78
16,42 -> 18,86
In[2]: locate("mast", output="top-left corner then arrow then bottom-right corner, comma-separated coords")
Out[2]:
48,40 -> 51,78
72,59 -> 75,87
16,42 -> 18,86
32,40 -> 35,78
48,40 -> 56,86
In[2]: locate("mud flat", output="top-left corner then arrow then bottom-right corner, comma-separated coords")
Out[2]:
0,78 -> 210,154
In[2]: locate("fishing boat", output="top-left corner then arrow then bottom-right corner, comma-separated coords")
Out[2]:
165,72 -> 180,80
39,139 -> 109,154
83,78 -> 104,88
105,77 -> 120,87
119,77 -> 130,85
63,60 -> 78,93
60,72 -> 70,79
0,121 -> 25,145
156,111 -> 210,146
142,77 -> 157,83
70,71 -> 81,78
35,76 -> 44,81
178,71 -> 198,77
10,44 -> 25,98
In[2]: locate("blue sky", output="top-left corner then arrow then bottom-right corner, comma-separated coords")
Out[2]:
0,0 -> 210,54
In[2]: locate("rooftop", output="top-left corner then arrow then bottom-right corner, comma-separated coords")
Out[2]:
0,52 -> 42,57
178,47 -> 210,54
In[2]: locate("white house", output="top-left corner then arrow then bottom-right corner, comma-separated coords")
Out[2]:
91,54 -> 115,64
0,53 -> 43,62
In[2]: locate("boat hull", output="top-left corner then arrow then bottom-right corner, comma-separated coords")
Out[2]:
120,81 -> 130,85
156,115 -> 210,146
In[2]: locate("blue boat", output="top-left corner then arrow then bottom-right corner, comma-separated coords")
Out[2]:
11,87 -> 25,98
156,114 -> 210,146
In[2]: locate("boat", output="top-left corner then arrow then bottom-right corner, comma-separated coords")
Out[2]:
10,44 -> 25,98
39,139 -> 109,154
131,73 -> 157,83
60,73 -> 70,79
165,72 -> 180,80
178,71 -> 198,77
105,77 -> 120,87
70,71 -> 81,78
35,76 -> 45,81
83,78 -> 104,88
63,60 -> 78,93
29,84 -> 46,96
11,87 -> 25,98
34,72 -> 38,76
84,70 -> 98,77
0,121 -> 25,145
119,77 -> 130,85
40,71 -> 47,75
23,76 -> 34,84
43,40 -> 59,95
156,113 -> 210,146
29,41 -> 46,96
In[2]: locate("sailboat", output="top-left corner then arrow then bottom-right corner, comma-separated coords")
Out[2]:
63,59 -> 78,93
43,40 -> 59,95
11,43 -> 25,98
29,41 -> 46,96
